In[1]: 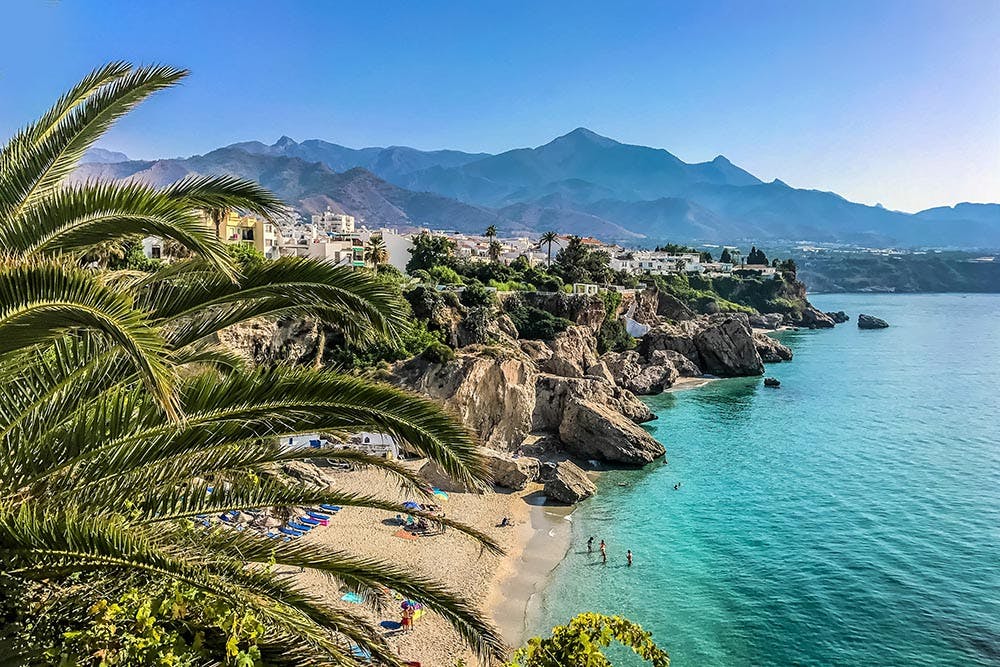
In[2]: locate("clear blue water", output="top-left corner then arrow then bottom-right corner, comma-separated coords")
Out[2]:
529,294 -> 1000,666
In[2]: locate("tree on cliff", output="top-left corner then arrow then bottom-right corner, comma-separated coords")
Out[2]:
0,62 -> 503,665
538,230 -> 559,267
552,236 -> 612,284
406,231 -> 457,273
720,247 -> 734,264
747,246 -> 768,265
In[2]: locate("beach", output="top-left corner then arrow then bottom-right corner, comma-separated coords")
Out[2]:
290,464 -> 573,665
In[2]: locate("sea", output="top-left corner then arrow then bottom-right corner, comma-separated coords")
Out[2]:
526,294 -> 1000,666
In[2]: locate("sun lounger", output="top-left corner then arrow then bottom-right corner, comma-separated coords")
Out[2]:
319,504 -> 342,512
287,521 -> 313,532
299,516 -> 325,526
279,527 -> 302,537
306,511 -> 330,520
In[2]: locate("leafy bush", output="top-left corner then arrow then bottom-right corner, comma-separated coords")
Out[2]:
504,295 -> 573,341
460,282 -> 497,308
422,341 -> 456,364
428,265 -> 463,285
596,290 -> 636,354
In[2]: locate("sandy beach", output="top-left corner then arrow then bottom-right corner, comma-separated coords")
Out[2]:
289,464 -> 573,666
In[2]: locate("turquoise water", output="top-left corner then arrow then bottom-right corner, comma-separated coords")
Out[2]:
529,294 -> 1000,666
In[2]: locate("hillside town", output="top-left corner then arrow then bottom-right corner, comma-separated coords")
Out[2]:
139,207 -> 786,280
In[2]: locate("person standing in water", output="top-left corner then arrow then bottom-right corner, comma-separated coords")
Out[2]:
600,539 -> 607,564
627,550 -> 633,567
587,536 -> 594,553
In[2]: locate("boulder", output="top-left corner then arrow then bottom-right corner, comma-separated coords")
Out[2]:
540,326 -> 600,378
457,308 -> 518,347
754,332 -> 793,363
796,307 -> 836,329
858,313 -> 890,329
764,377 -> 781,387
825,311 -> 850,324
543,461 -> 596,504
749,312 -> 785,330
558,400 -> 665,465
394,350 -> 536,452
280,460 -> 335,489
602,350 -> 679,395
481,448 -> 539,490
533,374 -> 654,431
585,360 -> 617,385
655,292 -> 696,321
693,314 -> 765,377
654,349 -> 701,377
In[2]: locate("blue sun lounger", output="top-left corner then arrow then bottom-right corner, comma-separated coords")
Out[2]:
306,511 -> 330,520
287,521 -> 313,532
319,504 -> 342,512
299,516 -> 321,526
279,526 -> 302,537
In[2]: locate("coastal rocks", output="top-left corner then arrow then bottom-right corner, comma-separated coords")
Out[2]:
655,292 -> 696,321
749,312 -> 785,330
557,400 -> 666,465
219,317 -> 322,366
279,460 -> 336,490
542,460 -> 596,504
533,374 -> 655,431
764,377 -> 781,387
539,325 -> 600,378
515,292 -> 606,331
480,448 -> 539,490
418,460 -> 475,493
754,332 -> 793,363
602,349 -> 679,395
693,314 -> 765,377
393,350 -> 536,452
794,307 -> 836,329
858,313 -> 890,329
456,308 -> 518,347
825,311 -> 850,324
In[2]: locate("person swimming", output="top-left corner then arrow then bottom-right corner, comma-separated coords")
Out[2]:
627,549 -> 633,566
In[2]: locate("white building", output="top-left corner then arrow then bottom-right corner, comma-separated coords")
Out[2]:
311,209 -> 356,233
611,251 -> 703,276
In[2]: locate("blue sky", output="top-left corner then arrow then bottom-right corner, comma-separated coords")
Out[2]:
1,0 -> 996,212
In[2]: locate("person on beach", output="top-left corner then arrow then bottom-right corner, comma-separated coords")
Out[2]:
600,539 -> 607,564
587,536 -> 594,553
627,550 -> 633,567
401,606 -> 414,632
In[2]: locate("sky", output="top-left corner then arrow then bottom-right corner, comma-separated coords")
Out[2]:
0,0 -> 997,212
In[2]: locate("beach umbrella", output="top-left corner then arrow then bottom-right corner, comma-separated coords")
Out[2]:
432,487 -> 449,501
402,501 -> 420,510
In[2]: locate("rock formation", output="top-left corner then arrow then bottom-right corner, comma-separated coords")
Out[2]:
542,460 -> 596,504
825,311 -> 850,324
480,448 -> 540,490
754,332 -> 793,363
558,400 -> 665,465
858,313 -> 890,329
750,312 -> 785,330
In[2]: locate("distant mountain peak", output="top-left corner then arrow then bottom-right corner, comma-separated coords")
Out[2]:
274,135 -> 297,148
771,178 -> 790,187
83,147 -> 130,164
712,155 -> 732,165
547,127 -> 619,148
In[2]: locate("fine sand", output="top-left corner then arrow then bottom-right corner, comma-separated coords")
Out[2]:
288,464 -> 573,666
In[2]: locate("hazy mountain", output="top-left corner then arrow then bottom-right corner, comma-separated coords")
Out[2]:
73,149 -> 506,233
82,147 -> 129,163
74,129 -> 1000,248
395,128 -> 763,206
226,136 -> 489,183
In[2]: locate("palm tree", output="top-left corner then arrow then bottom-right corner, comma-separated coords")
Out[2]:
488,239 -> 503,263
537,231 -> 559,267
0,63 -> 502,665
484,224 -> 497,242
365,233 -> 388,269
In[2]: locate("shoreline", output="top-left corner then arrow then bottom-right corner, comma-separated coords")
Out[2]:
487,491 -> 574,646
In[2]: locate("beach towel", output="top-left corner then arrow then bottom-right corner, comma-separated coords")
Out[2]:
340,592 -> 363,604
393,529 -> 419,540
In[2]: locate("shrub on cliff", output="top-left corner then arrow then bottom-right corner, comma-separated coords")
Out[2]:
504,295 -> 573,340
510,612 -> 669,667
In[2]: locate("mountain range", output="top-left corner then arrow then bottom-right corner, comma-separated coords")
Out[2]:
78,128 -> 1000,248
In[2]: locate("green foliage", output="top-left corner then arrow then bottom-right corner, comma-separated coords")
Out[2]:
719,248 -> 733,264
653,273 -> 755,315
104,239 -> 160,272
505,295 -> 573,341
422,340 -> 456,364
552,236 -> 612,285
428,264 -> 464,285
596,291 -> 636,355
0,62 -> 504,666
406,232 -> 457,273
460,283 -> 497,308
746,246 -> 768,265
226,242 -> 266,271
509,612 -> 669,667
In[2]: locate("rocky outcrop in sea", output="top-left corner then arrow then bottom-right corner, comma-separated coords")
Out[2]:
858,313 -> 890,329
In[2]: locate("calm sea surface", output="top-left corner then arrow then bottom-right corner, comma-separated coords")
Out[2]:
528,294 -> 1000,666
